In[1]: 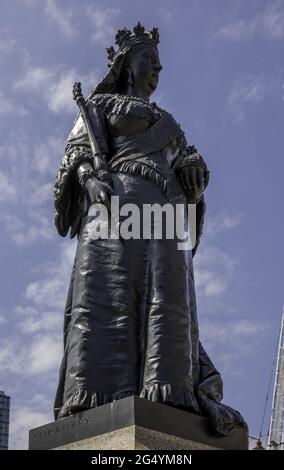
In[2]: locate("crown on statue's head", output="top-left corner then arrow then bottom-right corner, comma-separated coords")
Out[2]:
106,22 -> 159,66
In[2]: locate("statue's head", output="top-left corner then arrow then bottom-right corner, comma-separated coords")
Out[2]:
89,23 -> 162,100
116,42 -> 162,98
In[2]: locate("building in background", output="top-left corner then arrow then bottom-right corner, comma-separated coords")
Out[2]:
0,391 -> 10,450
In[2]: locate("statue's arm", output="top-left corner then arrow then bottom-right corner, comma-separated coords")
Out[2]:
54,98 -> 112,237
171,135 -> 209,255
173,137 -> 210,203
66,99 -> 110,175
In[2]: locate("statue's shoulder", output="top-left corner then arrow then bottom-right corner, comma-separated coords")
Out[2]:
89,93 -> 149,118
89,93 -> 120,111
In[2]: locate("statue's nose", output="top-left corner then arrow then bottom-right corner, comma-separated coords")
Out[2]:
155,64 -> 163,72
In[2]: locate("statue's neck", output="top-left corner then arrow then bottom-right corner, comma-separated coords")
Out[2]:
123,84 -> 150,102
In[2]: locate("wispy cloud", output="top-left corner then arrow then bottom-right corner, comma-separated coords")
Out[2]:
195,268 -> 227,297
28,182 -> 53,207
44,0 -> 78,40
87,6 -> 121,44
9,406 -> 51,449
0,171 -> 17,202
227,75 -> 265,122
47,70 -> 93,114
205,211 -> 243,235
218,1 -> 284,41
0,242 -> 76,383
195,243 -> 236,299
201,319 -> 268,374
0,132 -> 64,245
0,38 -> 16,57
17,311 -> 61,334
0,90 -> 28,116
218,18 -> 258,41
14,65 -> 99,114
29,335 -> 62,374
25,242 -> 76,309
1,213 -> 54,245
264,1 -> 284,39
14,66 -> 54,91
32,135 -> 66,175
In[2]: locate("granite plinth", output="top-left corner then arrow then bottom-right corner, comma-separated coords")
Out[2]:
29,396 -> 248,450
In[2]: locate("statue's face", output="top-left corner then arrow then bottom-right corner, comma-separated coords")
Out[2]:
128,44 -> 162,98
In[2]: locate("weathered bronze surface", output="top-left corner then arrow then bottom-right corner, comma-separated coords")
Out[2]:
53,23 -> 247,436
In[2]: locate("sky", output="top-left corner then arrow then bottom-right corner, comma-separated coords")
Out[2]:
0,0 -> 283,450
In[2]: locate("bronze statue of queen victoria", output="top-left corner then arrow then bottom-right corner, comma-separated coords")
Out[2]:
53,23 -> 247,435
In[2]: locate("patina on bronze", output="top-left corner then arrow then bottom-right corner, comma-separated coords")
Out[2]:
53,23 -> 247,436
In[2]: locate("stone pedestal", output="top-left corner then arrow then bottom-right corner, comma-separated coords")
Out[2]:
29,396 -> 248,450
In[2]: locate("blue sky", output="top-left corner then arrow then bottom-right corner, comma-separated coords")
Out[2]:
0,0 -> 283,449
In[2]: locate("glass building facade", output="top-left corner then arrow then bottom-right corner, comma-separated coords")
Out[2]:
0,391 -> 10,450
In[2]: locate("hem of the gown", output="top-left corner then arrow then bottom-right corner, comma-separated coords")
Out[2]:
140,383 -> 201,414
55,383 -> 201,420
55,388 -> 136,419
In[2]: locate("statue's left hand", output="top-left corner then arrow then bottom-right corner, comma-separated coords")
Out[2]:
180,165 -> 206,202
85,177 -> 114,212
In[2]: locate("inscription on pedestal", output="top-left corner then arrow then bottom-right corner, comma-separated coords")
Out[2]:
29,397 -> 248,450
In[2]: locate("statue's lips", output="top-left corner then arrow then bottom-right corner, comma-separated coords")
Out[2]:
148,74 -> 159,90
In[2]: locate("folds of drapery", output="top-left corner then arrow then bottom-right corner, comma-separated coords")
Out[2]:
54,96 -> 207,254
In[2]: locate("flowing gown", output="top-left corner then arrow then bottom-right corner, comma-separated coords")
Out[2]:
53,93 -> 247,435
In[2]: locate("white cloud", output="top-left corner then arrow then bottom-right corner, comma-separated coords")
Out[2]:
33,135 -> 66,175
0,340 -> 28,374
25,241 -> 76,309
14,65 -> 99,114
218,1 -> 284,41
0,130 -> 68,246
9,406 -> 51,449
26,277 -> 65,309
0,247 -> 76,377
264,1 -> 284,39
0,245 -> 76,382
203,319 -> 266,341
29,335 -> 62,374
194,241 -> 239,318
14,66 -> 54,91
0,242 -> 76,381
205,211 -> 243,235
227,75 -> 265,122
0,91 -> 28,116
0,171 -> 17,202
0,333 -> 62,376
218,18 -> 257,41
195,244 -> 236,280
87,6 -> 121,44
45,68 -> 100,114
47,70 -> 84,114
0,38 -> 16,61
44,0 -> 78,40
0,131 -> 60,184
28,182 -> 53,207
195,269 -> 226,297
14,306 -> 38,317
18,310 -> 61,334
1,213 -> 54,245
201,319 -> 268,374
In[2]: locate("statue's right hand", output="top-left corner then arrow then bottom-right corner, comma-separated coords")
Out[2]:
85,177 -> 113,212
